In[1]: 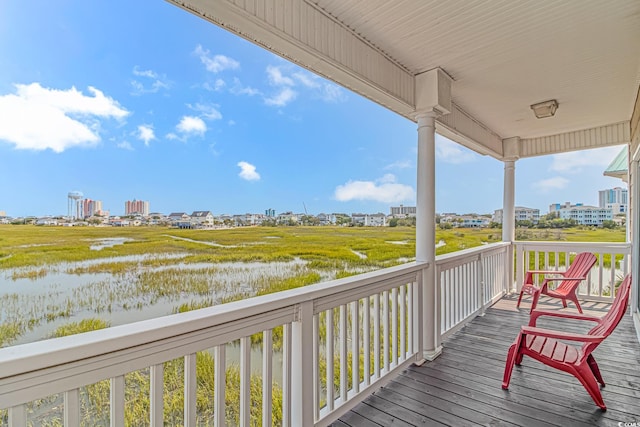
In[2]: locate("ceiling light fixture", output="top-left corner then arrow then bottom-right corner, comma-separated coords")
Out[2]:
530,99 -> 558,119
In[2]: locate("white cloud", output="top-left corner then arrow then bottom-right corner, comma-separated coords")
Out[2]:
384,160 -> 412,170
237,161 -> 260,181
230,78 -> 261,96
319,83 -> 346,103
189,103 -> 222,121
264,66 -> 298,107
292,71 -> 319,88
550,147 -> 622,174
265,87 -> 297,107
194,45 -> 239,73
131,66 -> 170,95
176,116 -> 207,136
117,141 -> 134,150
133,68 -> 157,79
137,125 -> 155,146
334,174 -> 415,203
214,79 -> 226,91
263,65 -> 345,107
267,65 -> 295,86
531,176 -> 570,193
436,137 -> 477,164
291,70 -> 346,102
0,83 -> 129,152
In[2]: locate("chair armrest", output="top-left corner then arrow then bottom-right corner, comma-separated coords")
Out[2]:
526,270 -> 565,275
529,309 -> 601,326
520,325 -> 604,343
542,276 -> 586,282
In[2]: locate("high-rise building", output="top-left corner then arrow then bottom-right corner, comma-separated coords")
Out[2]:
598,187 -> 628,214
125,199 -> 150,216
390,205 -> 417,217
80,199 -> 103,218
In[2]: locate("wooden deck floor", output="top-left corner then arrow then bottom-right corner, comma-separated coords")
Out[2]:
333,295 -> 640,426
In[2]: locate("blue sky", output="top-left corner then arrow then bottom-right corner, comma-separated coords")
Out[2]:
0,1 -> 625,218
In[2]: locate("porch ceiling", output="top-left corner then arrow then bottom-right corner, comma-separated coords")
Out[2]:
168,0 -> 640,160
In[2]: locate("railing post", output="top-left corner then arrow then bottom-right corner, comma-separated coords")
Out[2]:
8,405 -> 26,427
478,254 -> 486,316
504,244 -> 513,294
64,389 -> 80,426
515,244 -> 524,294
291,301 -> 314,426
110,376 -> 125,427
150,364 -> 164,427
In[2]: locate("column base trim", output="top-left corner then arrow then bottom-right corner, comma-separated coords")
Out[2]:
423,346 -> 443,361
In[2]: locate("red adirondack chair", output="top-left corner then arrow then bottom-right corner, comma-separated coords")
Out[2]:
503,274 -> 631,410
517,251 -> 597,313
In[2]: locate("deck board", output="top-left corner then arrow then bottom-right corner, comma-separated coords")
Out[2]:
333,294 -> 640,426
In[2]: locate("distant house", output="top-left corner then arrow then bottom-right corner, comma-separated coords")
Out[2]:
458,215 -> 490,228
493,206 -> 540,224
233,213 -> 264,226
36,217 -> 58,226
168,212 -> 189,221
317,213 -> 337,225
190,211 -> 214,228
440,213 -> 489,228
352,213 -> 387,226
277,212 -> 299,224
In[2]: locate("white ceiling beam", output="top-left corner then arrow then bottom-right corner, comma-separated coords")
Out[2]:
519,122 -> 630,158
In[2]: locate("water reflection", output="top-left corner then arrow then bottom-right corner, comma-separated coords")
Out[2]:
89,237 -> 133,251
0,255 -> 318,347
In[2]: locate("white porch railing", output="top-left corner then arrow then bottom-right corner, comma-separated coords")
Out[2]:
5,241 -> 614,426
436,243 -> 511,344
514,241 -> 631,302
0,262 -> 428,427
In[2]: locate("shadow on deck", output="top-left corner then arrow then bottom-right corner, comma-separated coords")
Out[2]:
333,295 -> 640,426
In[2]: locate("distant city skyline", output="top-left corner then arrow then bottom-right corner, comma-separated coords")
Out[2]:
1,184 -> 628,220
0,1 -> 627,218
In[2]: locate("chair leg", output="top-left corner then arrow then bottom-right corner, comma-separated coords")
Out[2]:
517,277 -> 534,308
516,288 -> 525,308
572,296 -> 583,314
530,289 -> 541,313
574,363 -> 606,410
587,354 -> 605,387
502,343 -> 518,389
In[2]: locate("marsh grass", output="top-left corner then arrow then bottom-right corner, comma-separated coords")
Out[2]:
0,225 -> 625,349
49,318 -> 111,338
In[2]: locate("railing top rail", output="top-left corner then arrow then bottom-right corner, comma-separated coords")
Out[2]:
0,261 -> 427,381
514,241 -> 630,252
435,241 -> 510,264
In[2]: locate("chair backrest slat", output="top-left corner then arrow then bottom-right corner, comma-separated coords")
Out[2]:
584,274 -> 631,354
557,252 -> 597,292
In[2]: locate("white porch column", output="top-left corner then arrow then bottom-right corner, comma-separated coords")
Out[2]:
502,160 -> 516,243
415,68 -> 452,360
416,113 -> 436,263
416,111 -> 441,360
414,68 -> 451,361
630,158 -> 639,316
501,137 -> 520,293
502,159 -> 517,293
